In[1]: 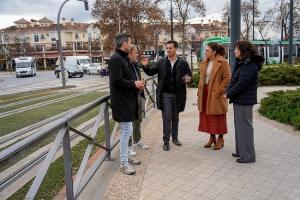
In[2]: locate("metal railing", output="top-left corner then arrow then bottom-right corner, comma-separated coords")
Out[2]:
0,75 -> 157,200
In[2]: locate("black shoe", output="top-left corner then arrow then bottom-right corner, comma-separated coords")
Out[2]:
163,143 -> 170,151
172,139 -> 182,146
236,158 -> 255,163
232,153 -> 240,157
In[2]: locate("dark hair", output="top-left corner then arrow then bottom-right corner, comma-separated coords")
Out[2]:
234,40 -> 258,60
234,40 -> 265,70
166,40 -> 178,48
207,42 -> 226,57
115,33 -> 130,48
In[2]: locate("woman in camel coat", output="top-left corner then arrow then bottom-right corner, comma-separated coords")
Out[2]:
198,42 -> 231,150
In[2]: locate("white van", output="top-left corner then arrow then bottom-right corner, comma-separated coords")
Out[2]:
65,56 -> 91,76
54,56 -> 90,78
15,57 -> 37,78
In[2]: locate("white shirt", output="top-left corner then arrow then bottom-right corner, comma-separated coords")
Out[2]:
205,60 -> 213,84
168,57 -> 177,70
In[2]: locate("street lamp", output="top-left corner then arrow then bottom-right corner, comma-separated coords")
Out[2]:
170,0 -> 174,40
288,0 -> 294,64
57,0 -> 89,88
252,0 -> 255,40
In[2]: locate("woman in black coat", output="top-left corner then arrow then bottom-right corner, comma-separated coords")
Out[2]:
226,40 -> 264,163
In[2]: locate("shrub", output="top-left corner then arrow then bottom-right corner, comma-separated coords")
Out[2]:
188,72 -> 200,88
259,89 -> 300,130
259,65 -> 300,86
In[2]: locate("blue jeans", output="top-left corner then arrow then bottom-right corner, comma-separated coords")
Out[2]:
119,122 -> 133,164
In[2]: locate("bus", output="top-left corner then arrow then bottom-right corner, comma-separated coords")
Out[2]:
199,37 -> 300,64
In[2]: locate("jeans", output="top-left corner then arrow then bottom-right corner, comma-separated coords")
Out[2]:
119,122 -> 133,164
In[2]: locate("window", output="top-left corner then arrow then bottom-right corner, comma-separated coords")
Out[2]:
75,33 -> 79,39
50,32 -> 56,42
41,34 -> 45,40
51,44 -> 57,50
34,35 -> 39,42
35,45 -> 43,52
269,45 -> 279,57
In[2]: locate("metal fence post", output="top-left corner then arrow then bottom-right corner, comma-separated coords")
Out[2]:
152,79 -> 156,108
63,126 -> 75,200
104,103 -> 111,160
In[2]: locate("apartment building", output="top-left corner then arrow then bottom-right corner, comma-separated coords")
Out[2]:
0,17 -> 102,71
149,19 -> 228,57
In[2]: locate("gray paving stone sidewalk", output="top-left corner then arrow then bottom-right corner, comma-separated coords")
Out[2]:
139,87 -> 300,200
84,86 -> 299,200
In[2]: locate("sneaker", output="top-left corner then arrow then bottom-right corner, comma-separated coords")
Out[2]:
128,157 -> 141,165
120,163 -> 136,175
128,146 -> 136,156
133,141 -> 149,150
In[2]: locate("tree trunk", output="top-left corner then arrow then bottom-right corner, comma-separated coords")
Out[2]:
181,23 -> 186,58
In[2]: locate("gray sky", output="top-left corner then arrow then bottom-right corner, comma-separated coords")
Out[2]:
0,0 -> 275,29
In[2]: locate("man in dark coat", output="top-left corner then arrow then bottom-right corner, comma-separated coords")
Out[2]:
109,33 -> 145,175
141,40 -> 192,151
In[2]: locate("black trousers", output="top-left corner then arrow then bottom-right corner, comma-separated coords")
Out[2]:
162,93 -> 179,143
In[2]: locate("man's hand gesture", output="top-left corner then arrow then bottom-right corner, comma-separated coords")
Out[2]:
140,56 -> 149,68
135,80 -> 145,90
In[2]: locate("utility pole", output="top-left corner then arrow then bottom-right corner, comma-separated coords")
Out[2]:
288,0 -> 294,64
228,16 -> 230,37
57,0 -> 88,88
230,0 -> 241,71
170,0 -> 174,40
252,0 -> 255,40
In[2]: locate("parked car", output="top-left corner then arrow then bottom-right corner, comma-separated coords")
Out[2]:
65,56 -> 91,74
97,63 -> 109,76
54,65 -> 83,78
87,63 -> 109,77
86,63 -> 102,75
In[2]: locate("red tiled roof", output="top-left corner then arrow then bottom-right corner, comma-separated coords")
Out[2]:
14,18 -> 30,24
38,17 -> 54,24
1,22 -> 89,33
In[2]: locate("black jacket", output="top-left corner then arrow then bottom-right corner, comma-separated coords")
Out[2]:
227,55 -> 264,105
109,49 -> 138,122
143,57 -> 192,112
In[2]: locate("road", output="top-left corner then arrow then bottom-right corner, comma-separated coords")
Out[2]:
0,71 -> 109,95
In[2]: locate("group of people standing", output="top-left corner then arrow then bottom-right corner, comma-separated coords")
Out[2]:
109,33 -> 264,176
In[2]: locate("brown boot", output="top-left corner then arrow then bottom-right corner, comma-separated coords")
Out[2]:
204,135 -> 216,148
213,136 -> 224,150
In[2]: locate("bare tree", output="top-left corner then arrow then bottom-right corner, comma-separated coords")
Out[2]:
264,0 -> 300,40
222,0 -> 260,40
171,0 -> 206,57
92,0 -> 165,52
222,2 -> 230,22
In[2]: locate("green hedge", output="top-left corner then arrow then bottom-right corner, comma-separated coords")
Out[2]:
259,89 -> 300,130
188,65 -> 300,87
258,65 -> 300,86
188,72 -> 200,88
